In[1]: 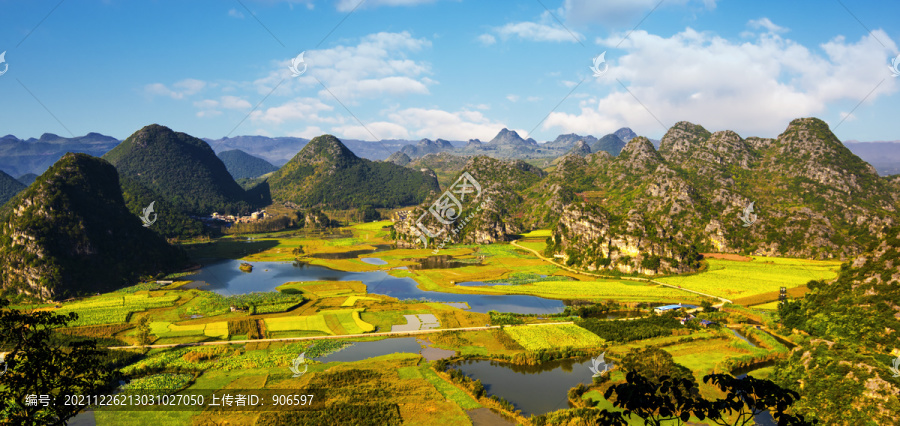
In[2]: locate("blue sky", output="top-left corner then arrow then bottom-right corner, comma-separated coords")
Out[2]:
1,0 -> 898,143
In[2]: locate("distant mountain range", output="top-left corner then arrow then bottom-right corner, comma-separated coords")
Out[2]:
2,129 -> 898,179
0,132 -> 120,177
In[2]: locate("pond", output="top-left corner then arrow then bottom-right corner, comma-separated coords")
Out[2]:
313,337 -> 455,363
404,255 -> 480,270
450,358 -> 597,416
188,259 -> 565,314
360,257 -> 388,265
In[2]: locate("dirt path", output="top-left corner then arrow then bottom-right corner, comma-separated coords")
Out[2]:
107,321 -> 576,350
509,241 -> 732,304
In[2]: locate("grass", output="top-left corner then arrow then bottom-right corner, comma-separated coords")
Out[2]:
264,315 -> 333,334
55,293 -> 180,327
421,366 -> 482,410
518,229 -> 553,238
656,256 -> 841,300
341,295 -> 381,307
503,324 -> 605,351
318,309 -> 376,334
475,280 -> 700,303
277,280 -> 367,298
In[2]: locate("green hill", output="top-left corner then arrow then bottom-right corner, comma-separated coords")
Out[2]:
268,134 -> 440,209
118,176 -> 206,239
103,124 -> 254,215
773,228 -> 900,425
0,170 -> 26,206
217,149 -> 278,179
0,153 -> 186,301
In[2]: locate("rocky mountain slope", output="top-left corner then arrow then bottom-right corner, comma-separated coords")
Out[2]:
0,153 -> 186,301
103,124 -> 256,215
267,135 -> 440,209
391,117 -> 899,273
774,227 -> 900,425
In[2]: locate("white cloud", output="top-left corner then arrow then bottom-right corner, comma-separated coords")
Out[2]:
494,20 -> 583,43
477,34 -> 497,46
543,28 -> 898,137
193,96 -> 251,117
253,31 -> 433,101
331,121 -> 410,141
145,79 -> 206,99
748,18 -> 786,34
386,107 -> 512,140
228,8 -> 244,18
562,0 -> 717,27
249,97 -> 336,125
506,95 -> 519,102
287,126 -> 324,139
220,96 -> 251,110
526,96 -> 542,102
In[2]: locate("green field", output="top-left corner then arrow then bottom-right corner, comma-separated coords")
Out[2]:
503,324 -> 605,351
656,255 -> 841,300
55,293 -> 180,326
475,279 -> 700,303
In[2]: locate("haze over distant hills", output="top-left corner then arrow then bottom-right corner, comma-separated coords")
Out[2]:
0,132 -> 120,177
217,149 -> 278,180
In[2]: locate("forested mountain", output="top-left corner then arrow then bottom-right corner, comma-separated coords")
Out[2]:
0,132 -> 120,177
590,134 -> 626,155
267,135 -> 440,209
118,176 -> 206,239
16,173 -> 38,186
0,153 -> 186,301
0,170 -> 26,206
391,118 -> 899,274
775,228 -> 900,424
217,149 -> 278,179
103,124 -> 255,215
385,151 -> 412,166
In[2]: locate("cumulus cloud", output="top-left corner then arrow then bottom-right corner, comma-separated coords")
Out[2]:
385,107 -> 514,140
494,21 -> 583,43
253,31 -> 433,101
543,26 -> 897,138
145,79 -> 206,99
227,8 -> 244,18
477,34 -> 497,46
249,97 -> 336,125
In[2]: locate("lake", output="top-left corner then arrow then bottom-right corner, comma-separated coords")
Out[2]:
451,358 -> 598,416
188,259 -> 565,314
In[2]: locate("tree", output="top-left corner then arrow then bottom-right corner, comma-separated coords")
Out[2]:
0,299 -> 120,425
703,374 -> 819,426
604,370 -> 713,425
136,316 -> 152,346
598,370 -> 819,426
619,346 -> 694,386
